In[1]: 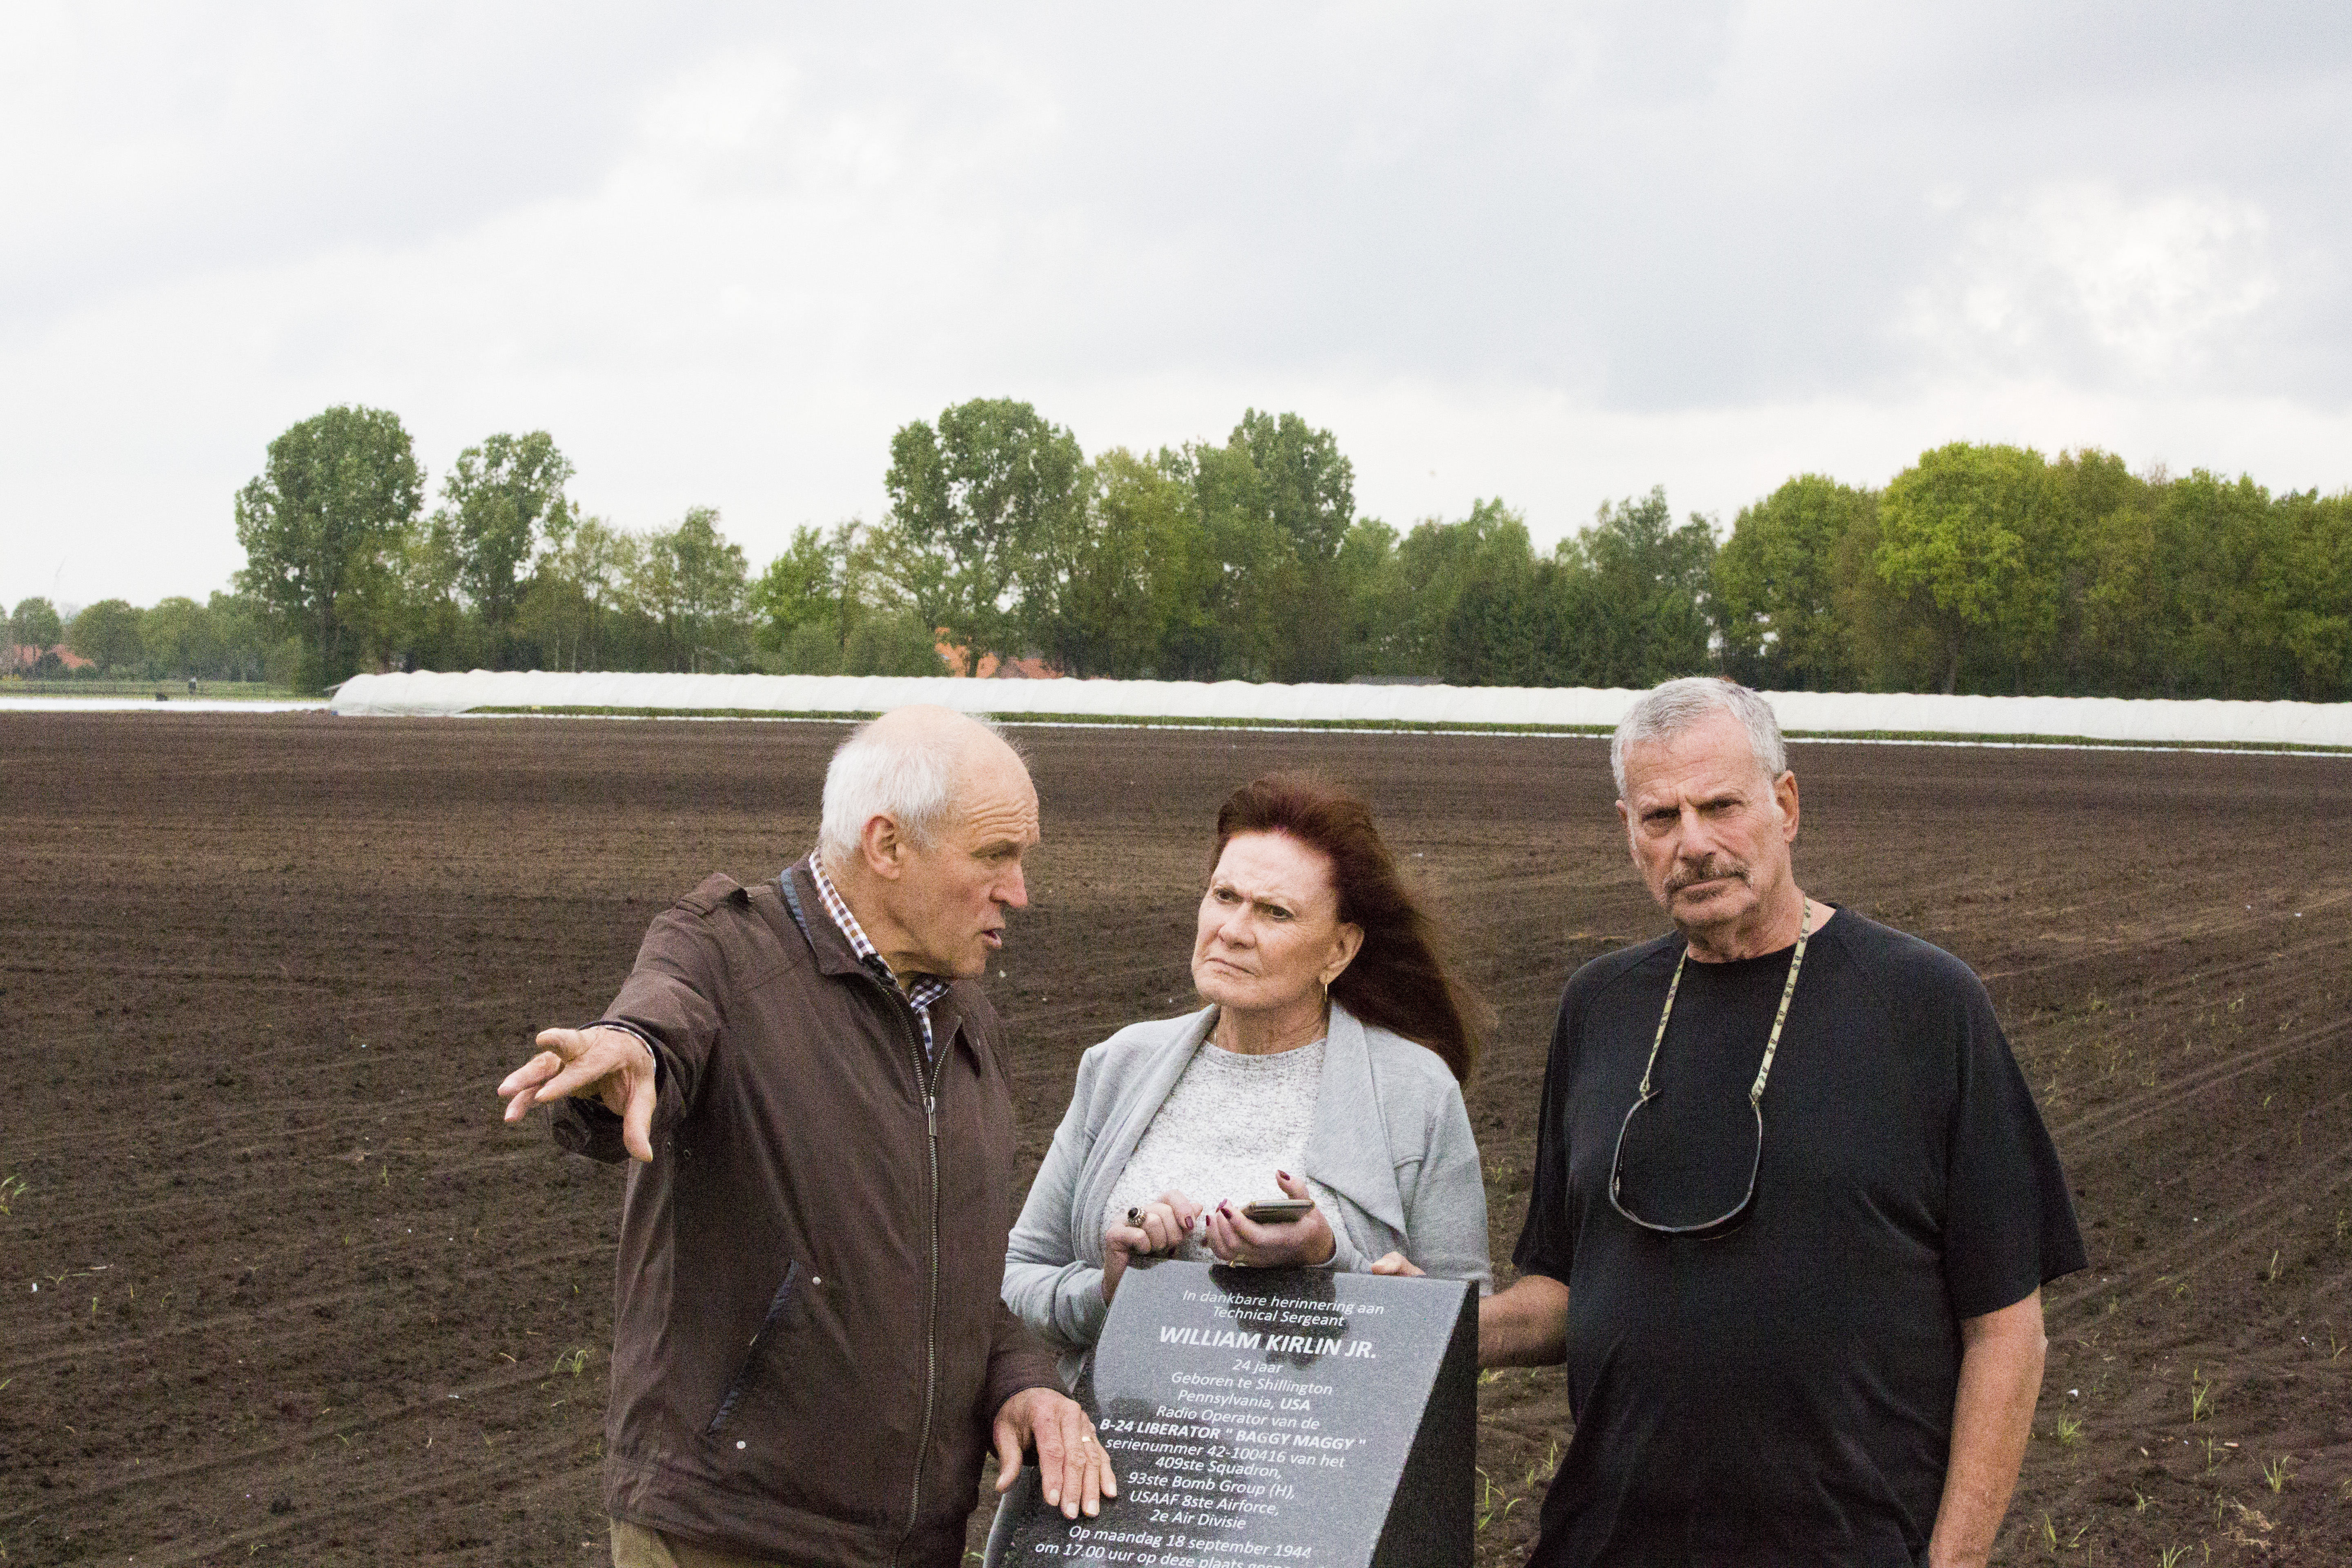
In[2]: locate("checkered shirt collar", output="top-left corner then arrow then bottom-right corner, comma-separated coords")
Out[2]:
806,851 -> 952,1015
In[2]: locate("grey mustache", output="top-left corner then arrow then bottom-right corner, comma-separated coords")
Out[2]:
1667,859 -> 1749,893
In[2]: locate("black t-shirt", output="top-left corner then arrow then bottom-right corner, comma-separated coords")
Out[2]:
1514,909 -> 2087,1568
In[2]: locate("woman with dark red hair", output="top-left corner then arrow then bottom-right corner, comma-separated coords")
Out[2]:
1002,773 -> 1492,1382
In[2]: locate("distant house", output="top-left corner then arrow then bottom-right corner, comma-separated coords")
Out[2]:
931,635 -> 1062,681
3,643 -> 91,674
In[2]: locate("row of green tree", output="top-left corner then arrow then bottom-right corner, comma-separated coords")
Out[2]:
16,401 -> 2348,700
211,409 -> 950,690
892,418 -> 2351,698
1719,448 -> 2352,699
5,590 -> 293,683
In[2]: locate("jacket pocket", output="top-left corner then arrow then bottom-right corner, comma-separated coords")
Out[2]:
706,1260 -> 804,1434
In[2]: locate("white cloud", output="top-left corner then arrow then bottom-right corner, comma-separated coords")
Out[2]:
1906,183 -> 2278,385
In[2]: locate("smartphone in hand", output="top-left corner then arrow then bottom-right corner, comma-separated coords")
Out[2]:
1239,1197 -> 1314,1224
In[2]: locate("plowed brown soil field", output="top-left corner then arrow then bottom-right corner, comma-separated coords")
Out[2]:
4,713 -> 2350,1566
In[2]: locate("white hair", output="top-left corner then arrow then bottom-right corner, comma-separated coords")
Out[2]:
817,712 -> 1011,868
1610,677 -> 1787,797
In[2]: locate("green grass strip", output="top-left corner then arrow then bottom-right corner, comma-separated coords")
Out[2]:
472,705 -> 882,721
2,680 -> 302,700
460,705 -> 2350,751
470,705 -> 1612,733
1781,728 -> 2352,753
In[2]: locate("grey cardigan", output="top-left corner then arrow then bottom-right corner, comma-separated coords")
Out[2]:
1002,1001 -> 1490,1372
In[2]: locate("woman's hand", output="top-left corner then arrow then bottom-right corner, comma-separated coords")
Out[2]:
1203,1169 -> 1336,1268
1102,1190 -> 1203,1304
1368,1252 -> 1423,1276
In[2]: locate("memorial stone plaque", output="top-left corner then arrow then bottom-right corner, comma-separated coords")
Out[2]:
986,1259 -> 1477,1568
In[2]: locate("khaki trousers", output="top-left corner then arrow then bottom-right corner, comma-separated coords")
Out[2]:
609,1519 -> 788,1568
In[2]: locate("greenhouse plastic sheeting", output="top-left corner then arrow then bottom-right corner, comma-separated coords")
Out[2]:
326,670 -> 2352,748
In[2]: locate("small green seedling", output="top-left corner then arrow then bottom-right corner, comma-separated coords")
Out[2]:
2262,1455 -> 2291,1493
2188,1368 -> 2212,1423
1524,1439 -> 1560,1488
0,1173 -> 26,1214
1474,1468 -> 1504,1532
2054,1414 -> 2082,1444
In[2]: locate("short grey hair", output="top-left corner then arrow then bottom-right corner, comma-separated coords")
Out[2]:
1610,677 -> 1787,797
818,713 -> 1011,867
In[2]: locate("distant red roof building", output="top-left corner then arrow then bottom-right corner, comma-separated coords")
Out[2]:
931,635 -> 1062,681
4,643 -> 91,673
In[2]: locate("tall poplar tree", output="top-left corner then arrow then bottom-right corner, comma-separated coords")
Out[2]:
234,405 -> 423,690
884,399 -> 1088,668
432,431 -> 575,664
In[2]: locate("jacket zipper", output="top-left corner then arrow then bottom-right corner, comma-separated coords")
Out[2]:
889,991 -> 949,1568
773,873 -> 954,1564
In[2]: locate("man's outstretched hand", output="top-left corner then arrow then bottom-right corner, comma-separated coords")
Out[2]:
499,1026 -> 659,1162
994,1386 -> 1117,1520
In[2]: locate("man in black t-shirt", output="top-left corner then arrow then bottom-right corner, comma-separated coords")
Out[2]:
1481,678 -> 2085,1568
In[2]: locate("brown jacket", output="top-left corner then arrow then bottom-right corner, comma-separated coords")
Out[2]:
553,864 -> 1061,1566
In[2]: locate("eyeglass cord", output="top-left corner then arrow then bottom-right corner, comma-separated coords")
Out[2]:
1636,900 -> 1812,1110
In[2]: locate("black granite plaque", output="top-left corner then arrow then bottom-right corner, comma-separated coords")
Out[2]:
985,1259 -> 1477,1568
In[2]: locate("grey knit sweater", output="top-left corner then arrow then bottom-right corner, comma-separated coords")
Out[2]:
1001,1001 -> 1491,1383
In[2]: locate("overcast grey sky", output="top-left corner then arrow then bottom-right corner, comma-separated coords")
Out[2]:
4,1 -> 2348,609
